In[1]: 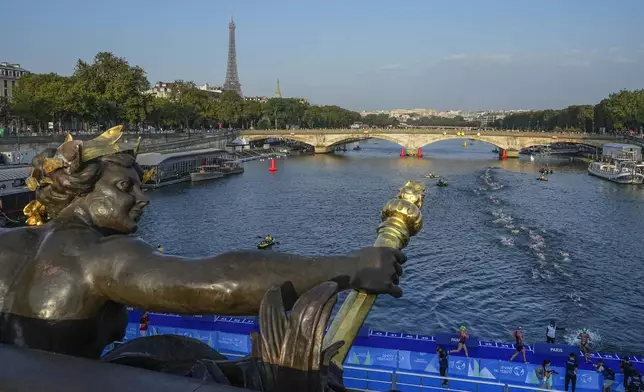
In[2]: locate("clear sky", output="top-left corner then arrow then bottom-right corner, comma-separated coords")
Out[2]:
2,0 -> 643,111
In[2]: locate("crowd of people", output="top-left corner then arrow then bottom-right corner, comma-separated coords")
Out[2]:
436,323 -> 643,392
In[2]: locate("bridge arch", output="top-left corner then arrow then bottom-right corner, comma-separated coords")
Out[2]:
244,134 -> 316,149
412,135 -> 508,151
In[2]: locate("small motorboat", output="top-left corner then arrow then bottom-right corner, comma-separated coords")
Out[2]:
353,145 -> 361,151
537,175 -> 548,182
190,165 -> 224,182
220,160 -> 245,176
424,173 -> 440,179
257,239 -> 276,249
436,179 -> 449,187
539,168 -> 554,174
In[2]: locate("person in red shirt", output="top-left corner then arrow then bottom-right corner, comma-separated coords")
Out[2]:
139,312 -> 150,337
510,326 -> 528,363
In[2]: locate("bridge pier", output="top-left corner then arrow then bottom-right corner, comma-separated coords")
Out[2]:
314,146 -> 333,154
499,149 -> 519,160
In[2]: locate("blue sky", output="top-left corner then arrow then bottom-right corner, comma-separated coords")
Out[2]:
2,0 -> 643,111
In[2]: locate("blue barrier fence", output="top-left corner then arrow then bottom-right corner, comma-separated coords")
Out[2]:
106,309 -> 644,392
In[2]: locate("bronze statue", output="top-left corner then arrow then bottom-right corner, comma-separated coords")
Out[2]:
0,126 -> 406,362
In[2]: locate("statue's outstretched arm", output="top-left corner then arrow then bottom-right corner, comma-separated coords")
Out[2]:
89,236 -> 373,316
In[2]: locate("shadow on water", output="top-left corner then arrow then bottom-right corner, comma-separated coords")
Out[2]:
138,138 -> 644,354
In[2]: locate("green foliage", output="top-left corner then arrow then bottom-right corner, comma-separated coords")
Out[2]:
361,113 -> 398,127
0,97 -> 11,128
8,52 -> 369,132
500,104 -> 596,131
499,90 -> 644,132
406,115 -> 480,127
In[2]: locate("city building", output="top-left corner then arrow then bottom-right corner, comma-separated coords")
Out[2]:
244,96 -> 269,103
0,62 -> 29,101
198,83 -> 223,98
146,81 -> 175,98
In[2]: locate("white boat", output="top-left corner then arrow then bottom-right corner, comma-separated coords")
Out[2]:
588,160 -> 644,184
190,165 -> 224,182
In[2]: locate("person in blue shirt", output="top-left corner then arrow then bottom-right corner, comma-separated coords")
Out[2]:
437,345 -> 449,386
565,352 -> 578,392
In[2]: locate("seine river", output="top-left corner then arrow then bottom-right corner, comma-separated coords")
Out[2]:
138,139 -> 644,355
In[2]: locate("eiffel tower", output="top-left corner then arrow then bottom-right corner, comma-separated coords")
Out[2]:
223,15 -> 242,97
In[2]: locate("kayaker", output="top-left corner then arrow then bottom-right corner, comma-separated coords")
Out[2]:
157,245 -> 164,253
449,326 -> 469,357
577,328 -> 592,363
264,234 -> 273,243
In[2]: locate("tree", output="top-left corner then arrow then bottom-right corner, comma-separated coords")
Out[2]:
73,52 -> 150,128
218,91 -> 244,127
0,97 -> 11,130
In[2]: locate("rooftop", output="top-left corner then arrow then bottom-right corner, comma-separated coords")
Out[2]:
136,148 -> 228,167
0,166 -> 31,182
0,62 -> 28,72
604,143 -> 641,149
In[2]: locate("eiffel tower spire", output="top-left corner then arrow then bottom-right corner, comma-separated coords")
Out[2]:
274,79 -> 282,98
223,15 -> 242,97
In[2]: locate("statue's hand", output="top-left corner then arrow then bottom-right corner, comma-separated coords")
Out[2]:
349,247 -> 407,298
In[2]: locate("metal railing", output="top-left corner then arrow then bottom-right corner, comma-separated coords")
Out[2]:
343,365 -> 566,392
239,129 -> 623,139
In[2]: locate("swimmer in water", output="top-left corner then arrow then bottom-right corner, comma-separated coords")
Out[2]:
449,326 -> 469,357
578,328 -> 592,363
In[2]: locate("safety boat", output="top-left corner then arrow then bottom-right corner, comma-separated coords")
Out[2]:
436,178 -> 448,187
257,239 -> 276,249
424,173 -> 439,179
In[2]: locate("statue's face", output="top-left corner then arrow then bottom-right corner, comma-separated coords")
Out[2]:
83,163 -> 148,234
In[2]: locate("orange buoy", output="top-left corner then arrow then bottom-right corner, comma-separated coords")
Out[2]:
400,147 -> 406,158
417,147 -> 423,158
269,158 -> 277,172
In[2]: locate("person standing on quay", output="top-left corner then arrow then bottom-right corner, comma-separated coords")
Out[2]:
449,326 -> 469,357
139,311 -> 150,337
594,359 -> 615,392
537,360 -> 555,390
509,326 -> 528,363
437,345 -> 449,386
546,320 -> 565,343
565,352 -> 578,392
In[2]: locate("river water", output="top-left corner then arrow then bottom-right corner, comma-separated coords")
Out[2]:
138,139 -> 644,355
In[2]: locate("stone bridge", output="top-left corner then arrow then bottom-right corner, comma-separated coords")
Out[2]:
240,129 -> 622,157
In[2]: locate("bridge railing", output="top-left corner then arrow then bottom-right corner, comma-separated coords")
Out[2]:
240,129 -> 622,139
343,365 -> 567,392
